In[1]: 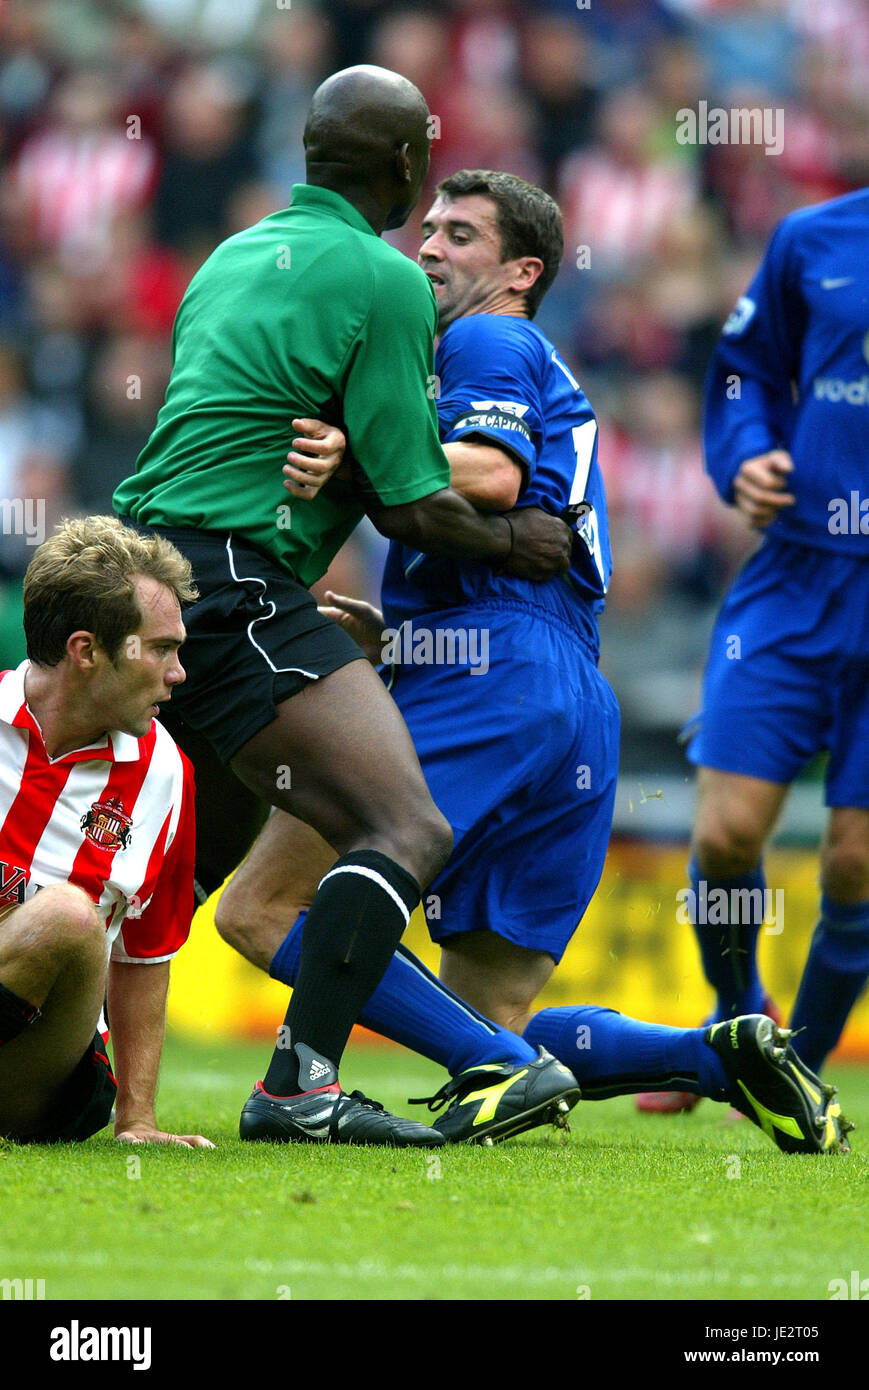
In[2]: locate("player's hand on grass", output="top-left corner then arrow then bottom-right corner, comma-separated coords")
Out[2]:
115,1127 -> 215,1148
318,591 -> 385,664
501,506 -> 573,581
282,419 -> 347,498
733,450 -> 795,528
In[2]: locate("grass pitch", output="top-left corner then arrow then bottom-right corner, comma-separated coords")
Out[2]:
2,1034 -> 868,1302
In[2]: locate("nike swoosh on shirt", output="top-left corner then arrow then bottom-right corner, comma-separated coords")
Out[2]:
820,277 -> 855,289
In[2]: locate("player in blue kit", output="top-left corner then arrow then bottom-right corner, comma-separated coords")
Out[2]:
638,188 -> 869,1115
216,172 -> 850,1153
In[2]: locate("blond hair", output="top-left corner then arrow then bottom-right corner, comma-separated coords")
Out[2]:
23,515 -> 198,666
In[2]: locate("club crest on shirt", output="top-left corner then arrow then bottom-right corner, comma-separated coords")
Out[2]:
80,796 -> 133,852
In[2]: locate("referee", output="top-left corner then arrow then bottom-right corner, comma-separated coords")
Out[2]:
114,66 -> 572,1145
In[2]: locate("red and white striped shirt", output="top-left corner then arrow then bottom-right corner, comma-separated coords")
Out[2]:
559,151 -> 698,270
0,664 -> 195,964
12,128 -> 157,263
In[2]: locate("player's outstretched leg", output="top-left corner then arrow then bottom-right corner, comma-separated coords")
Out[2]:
524,1004 -> 852,1154
526,1004 -> 723,1103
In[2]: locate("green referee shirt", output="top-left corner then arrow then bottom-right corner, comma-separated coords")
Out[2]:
113,185 -> 450,586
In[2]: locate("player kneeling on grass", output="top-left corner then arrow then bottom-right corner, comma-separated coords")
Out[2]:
0,517 -> 212,1147
215,596 -> 855,1160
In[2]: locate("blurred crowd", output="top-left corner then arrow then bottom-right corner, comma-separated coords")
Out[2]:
1,0 -> 867,766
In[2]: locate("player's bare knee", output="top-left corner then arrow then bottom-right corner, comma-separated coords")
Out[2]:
821,844 -> 869,903
406,805 -> 453,887
504,1008 -> 534,1036
693,823 -> 762,879
7,886 -> 104,982
214,883 -> 255,952
38,884 -> 102,947
367,798 -> 452,887
213,897 -> 240,950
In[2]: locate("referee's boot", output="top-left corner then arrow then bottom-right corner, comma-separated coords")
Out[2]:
239,1049 -> 444,1148
409,1047 -> 580,1145
706,1014 -> 853,1155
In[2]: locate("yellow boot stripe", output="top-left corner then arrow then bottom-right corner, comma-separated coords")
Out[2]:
825,1103 -> 841,1149
737,1080 -> 804,1142
459,1069 -> 529,1126
799,1074 -> 822,1105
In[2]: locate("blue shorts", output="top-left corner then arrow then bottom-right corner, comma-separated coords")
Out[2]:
687,538 -> 869,806
385,602 -> 620,962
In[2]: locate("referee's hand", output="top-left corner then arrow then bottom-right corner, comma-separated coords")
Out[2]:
733,450 -> 795,528
500,506 -> 573,581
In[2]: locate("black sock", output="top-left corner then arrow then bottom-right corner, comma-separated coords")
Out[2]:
263,850 -> 420,1095
0,981 -> 41,1045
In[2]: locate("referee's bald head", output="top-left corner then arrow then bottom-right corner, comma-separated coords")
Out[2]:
303,66 -> 432,231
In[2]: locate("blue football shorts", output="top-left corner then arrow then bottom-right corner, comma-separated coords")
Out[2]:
687,537 -> 869,806
385,602 -> 620,962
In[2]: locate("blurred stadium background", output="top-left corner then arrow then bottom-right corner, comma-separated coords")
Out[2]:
1,0 -> 867,1050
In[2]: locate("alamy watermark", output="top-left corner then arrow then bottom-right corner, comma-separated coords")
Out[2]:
0,498 -> 45,546
828,492 -> 869,535
49,1322 -> 151,1370
1,1276 -> 45,1300
676,102 -> 784,156
828,1270 -> 869,1299
381,620 -> 489,675
676,881 -> 784,934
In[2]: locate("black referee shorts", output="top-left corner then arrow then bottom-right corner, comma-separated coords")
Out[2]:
121,523 -> 364,764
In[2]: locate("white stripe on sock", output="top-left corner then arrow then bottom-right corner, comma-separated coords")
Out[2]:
395,946 -> 499,1035
318,864 -> 412,927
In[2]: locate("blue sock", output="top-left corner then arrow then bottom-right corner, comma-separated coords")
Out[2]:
689,857 -> 767,1020
270,912 -> 536,1074
523,1005 -> 730,1100
790,896 -> 869,1074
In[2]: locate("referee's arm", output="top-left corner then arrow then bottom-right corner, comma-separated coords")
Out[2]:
343,256 -> 568,580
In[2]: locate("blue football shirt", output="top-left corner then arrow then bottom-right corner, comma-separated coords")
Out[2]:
381,313 -> 612,653
704,187 -> 869,555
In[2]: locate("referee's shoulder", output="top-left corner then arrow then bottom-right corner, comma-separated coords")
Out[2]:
368,238 -> 434,297
317,228 -> 431,320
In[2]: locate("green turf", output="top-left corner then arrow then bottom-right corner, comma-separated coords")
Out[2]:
2,1034 -> 868,1301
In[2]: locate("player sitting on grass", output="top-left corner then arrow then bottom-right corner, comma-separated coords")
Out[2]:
0,517 -> 212,1147
214,172 -> 851,1155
